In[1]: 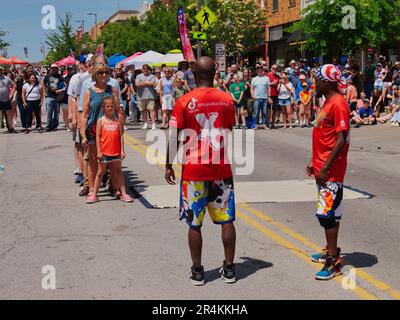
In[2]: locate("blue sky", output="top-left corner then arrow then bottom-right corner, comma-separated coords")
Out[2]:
0,0 -> 151,62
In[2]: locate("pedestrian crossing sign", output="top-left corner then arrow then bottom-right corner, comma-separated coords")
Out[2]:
194,6 -> 217,30
191,31 -> 207,40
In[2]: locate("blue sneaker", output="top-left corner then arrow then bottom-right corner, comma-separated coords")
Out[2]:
311,246 -> 341,263
315,256 -> 342,280
75,174 -> 83,184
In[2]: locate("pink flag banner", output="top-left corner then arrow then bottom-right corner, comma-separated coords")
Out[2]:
177,6 -> 195,62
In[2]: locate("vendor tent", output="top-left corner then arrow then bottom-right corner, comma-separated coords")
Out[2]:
0,56 -> 29,65
151,49 -> 184,67
55,55 -> 76,67
9,56 -> 29,65
117,52 -> 143,68
124,50 -> 164,68
0,56 -> 11,64
108,53 -> 127,68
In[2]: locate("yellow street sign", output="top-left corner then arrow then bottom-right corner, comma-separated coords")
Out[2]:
191,31 -> 207,40
194,6 -> 217,30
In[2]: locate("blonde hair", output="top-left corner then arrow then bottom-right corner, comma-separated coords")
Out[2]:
101,96 -> 114,108
92,64 -> 110,81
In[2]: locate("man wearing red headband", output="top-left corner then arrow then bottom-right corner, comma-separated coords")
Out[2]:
306,64 -> 350,280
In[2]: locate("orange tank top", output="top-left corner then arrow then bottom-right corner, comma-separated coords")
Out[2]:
100,117 -> 121,156
300,91 -> 310,104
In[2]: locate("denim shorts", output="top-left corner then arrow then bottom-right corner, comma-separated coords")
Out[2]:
101,155 -> 121,164
279,98 -> 291,106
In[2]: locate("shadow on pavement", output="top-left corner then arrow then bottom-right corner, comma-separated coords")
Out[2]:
343,184 -> 375,199
122,167 -> 153,208
342,252 -> 378,268
204,256 -> 273,283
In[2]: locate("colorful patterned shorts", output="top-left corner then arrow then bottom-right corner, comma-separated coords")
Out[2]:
179,177 -> 235,227
316,181 -> 343,221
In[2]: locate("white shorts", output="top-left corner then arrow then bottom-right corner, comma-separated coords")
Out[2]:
161,95 -> 173,111
60,103 -> 68,110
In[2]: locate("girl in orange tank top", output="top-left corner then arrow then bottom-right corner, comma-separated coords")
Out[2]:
87,96 -> 133,204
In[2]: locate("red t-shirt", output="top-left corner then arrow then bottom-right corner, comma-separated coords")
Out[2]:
267,72 -> 280,97
312,94 -> 350,182
169,87 -> 236,181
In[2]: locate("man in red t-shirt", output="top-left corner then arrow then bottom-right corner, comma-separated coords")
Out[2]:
165,56 -> 237,286
306,64 -> 350,281
266,64 -> 280,129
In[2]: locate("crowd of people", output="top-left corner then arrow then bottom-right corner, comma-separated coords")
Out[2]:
1,53 -> 399,204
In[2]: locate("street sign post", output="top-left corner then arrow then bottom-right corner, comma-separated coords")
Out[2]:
215,43 -> 226,72
194,6 -> 217,30
191,31 -> 207,40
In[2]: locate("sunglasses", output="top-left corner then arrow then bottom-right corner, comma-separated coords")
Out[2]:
99,71 -> 110,75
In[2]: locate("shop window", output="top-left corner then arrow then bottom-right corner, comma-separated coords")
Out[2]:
289,0 -> 296,7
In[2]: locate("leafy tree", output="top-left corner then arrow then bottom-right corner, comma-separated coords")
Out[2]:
98,1 -> 192,56
0,29 -> 10,52
44,13 -> 77,63
287,0 -> 400,57
186,0 -> 266,62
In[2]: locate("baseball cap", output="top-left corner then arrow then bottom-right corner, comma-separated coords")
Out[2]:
290,60 -> 296,64
301,82 -> 308,87
364,99 -> 370,103
377,63 -> 382,67
256,65 -> 263,69
299,75 -> 306,80
50,63 -> 59,68
345,64 -> 350,69
395,61 -> 400,66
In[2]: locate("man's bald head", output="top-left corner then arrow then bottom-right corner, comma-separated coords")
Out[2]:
193,56 -> 216,87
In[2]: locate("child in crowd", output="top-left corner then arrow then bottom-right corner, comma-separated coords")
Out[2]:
229,74 -> 246,129
172,77 -> 187,105
299,82 -> 311,127
86,96 -> 133,204
217,79 -> 227,92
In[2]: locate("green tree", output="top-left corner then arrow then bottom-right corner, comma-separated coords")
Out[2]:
98,1 -> 192,56
187,0 -> 266,62
44,13 -> 77,64
287,0 -> 400,57
0,29 -> 10,52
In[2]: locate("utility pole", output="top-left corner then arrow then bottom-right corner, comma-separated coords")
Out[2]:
88,13 -> 98,44
197,0 -> 201,59
76,20 -> 85,33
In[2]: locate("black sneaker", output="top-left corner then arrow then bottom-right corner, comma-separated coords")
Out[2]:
219,262 -> 236,284
189,266 -> 205,286
8,128 -> 17,134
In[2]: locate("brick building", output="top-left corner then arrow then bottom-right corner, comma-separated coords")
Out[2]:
264,0 -> 316,67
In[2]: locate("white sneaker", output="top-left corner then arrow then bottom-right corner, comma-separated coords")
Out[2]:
142,123 -> 148,130
151,123 -> 157,130
124,126 -> 128,131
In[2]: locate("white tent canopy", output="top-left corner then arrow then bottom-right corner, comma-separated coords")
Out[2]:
124,50 -> 164,68
151,50 -> 184,67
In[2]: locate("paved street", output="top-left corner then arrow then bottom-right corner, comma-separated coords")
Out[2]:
0,121 -> 399,300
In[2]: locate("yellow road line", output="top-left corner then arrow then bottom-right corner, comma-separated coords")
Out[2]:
123,131 -> 381,300
124,132 -> 182,175
237,210 -> 378,300
239,203 -> 400,300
